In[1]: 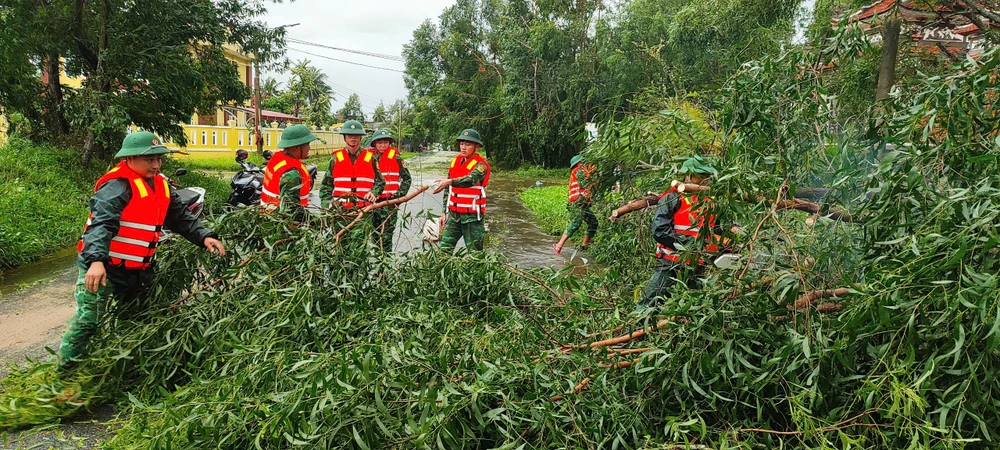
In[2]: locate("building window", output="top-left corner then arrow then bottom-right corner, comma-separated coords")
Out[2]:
201,131 -> 207,146
191,131 -> 197,143
239,132 -> 245,147
222,132 -> 228,146
212,131 -> 218,146
265,133 -> 271,147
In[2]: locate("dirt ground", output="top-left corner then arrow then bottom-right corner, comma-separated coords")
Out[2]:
0,266 -> 117,449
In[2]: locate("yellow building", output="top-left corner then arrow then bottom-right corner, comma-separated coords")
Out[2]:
0,110 -> 8,145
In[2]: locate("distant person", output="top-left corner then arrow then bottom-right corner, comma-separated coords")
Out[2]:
369,129 -> 411,252
61,132 -> 224,373
321,120 -> 385,210
553,155 -> 598,254
260,124 -> 319,220
433,129 -> 491,252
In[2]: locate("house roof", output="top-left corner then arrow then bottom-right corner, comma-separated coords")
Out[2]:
235,106 -> 304,122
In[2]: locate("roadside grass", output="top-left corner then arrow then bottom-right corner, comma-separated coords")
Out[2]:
497,165 -> 569,182
0,138 -> 107,270
518,185 -> 568,235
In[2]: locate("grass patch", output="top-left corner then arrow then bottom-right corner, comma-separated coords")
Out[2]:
0,138 -> 108,270
518,185 -> 568,235
496,165 -> 569,182
401,151 -> 419,160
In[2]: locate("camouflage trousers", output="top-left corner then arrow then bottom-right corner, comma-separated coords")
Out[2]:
636,262 -> 702,312
372,208 -> 399,253
59,268 -> 149,369
439,214 -> 486,252
565,202 -> 598,238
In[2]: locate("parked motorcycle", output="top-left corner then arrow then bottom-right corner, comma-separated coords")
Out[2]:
167,168 -> 205,217
227,149 -> 270,208
227,149 -> 318,208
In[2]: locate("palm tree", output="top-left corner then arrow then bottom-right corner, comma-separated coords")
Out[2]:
288,59 -> 334,117
261,77 -> 282,99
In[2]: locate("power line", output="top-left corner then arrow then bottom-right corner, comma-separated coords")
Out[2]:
287,47 -> 406,73
286,38 -> 405,62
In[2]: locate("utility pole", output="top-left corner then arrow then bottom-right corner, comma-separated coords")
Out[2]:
255,60 -> 263,153
255,23 -> 299,154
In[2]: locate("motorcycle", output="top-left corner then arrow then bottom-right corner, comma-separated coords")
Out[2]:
167,168 -> 205,217
227,149 -> 318,208
227,149 -> 270,208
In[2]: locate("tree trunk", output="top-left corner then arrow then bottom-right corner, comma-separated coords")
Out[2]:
875,18 -> 901,101
42,51 -> 69,136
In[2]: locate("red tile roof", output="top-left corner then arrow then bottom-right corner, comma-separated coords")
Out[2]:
849,0 -> 897,23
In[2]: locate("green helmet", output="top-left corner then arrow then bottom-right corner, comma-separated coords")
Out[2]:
570,155 -> 583,168
456,129 -> 483,146
115,131 -> 171,158
370,129 -> 393,144
340,120 -> 366,135
277,124 -> 319,149
678,155 -> 718,176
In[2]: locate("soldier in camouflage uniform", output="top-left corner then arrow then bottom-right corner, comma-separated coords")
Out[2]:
61,132 -> 225,372
433,129 -> 491,252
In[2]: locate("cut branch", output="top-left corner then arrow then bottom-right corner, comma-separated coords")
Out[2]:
334,185 -> 429,242
791,288 -> 851,311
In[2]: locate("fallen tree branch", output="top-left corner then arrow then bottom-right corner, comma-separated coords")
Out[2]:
738,408 -> 879,436
791,288 -> 851,311
334,185 -> 430,242
609,194 -> 660,221
562,319 -> 672,352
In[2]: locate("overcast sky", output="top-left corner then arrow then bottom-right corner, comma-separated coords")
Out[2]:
262,0 -> 456,116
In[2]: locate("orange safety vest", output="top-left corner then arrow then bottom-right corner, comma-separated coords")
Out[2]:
654,190 -> 723,265
261,151 -> 311,208
447,153 -> 491,218
77,161 -> 171,270
568,163 -> 594,203
377,147 -> 402,200
330,148 -> 376,209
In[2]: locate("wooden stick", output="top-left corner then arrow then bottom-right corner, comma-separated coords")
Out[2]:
334,185 -> 430,242
791,288 -> 851,311
609,194 -> 660,221
671,180 -> 711,193
584,319 -> 670,349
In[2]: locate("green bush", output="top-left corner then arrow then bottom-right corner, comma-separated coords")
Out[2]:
0,138 -> 107,269
518,185 -> 568,235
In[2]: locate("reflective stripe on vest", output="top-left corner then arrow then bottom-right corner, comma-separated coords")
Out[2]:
261,151 -> 312,207
76,161 -> 170,270
331,148 -> 376,208
654,193 -> 720,265
446,153 -> 491,218
378,147 -> 402,199
568,163 -> 594,203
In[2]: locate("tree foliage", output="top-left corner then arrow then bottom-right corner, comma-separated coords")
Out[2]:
336,93 -> 366,122
0,0 -> 286,163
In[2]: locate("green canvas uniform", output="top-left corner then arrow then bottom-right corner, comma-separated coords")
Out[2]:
318,150 -> 386,209
62,178 -> 216,368
439,160 -> 488,252
279,169 -> 309,221
565,167 -> 598,239
372,158 -> 412,253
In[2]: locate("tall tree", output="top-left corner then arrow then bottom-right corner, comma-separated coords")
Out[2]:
337,93 -> 366,122
0,0 -> 287,164
372,102 -> 388,124
287,59 -> 334,117
261,77 -> 282,99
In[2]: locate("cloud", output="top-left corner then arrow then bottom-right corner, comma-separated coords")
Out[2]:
262,0 -> 455,114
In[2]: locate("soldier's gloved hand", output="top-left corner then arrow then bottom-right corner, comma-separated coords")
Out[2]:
85,261 -> 107,293
203,237 -> 225,256
432,179 -> 452,194
363,192 -> 377,203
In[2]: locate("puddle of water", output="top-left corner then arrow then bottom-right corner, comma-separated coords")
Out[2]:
0,247 -> 78,298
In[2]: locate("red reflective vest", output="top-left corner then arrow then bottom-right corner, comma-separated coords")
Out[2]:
261,151 -> 311,208
654,190 -> 722,265
76,161 -> 171,270
377,147 -> 402,200
568,163 -> 594,203
330,148 -> 376,209
447,153 -> 491,218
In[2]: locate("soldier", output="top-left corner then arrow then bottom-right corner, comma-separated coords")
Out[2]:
433,129 -> 491,252
637,156 -> 734,312
320,120 -> 385,211
261,124 -> 319,219
369,130 -> 411,252
60,132 -> 225,372
553,155 -> 598,254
